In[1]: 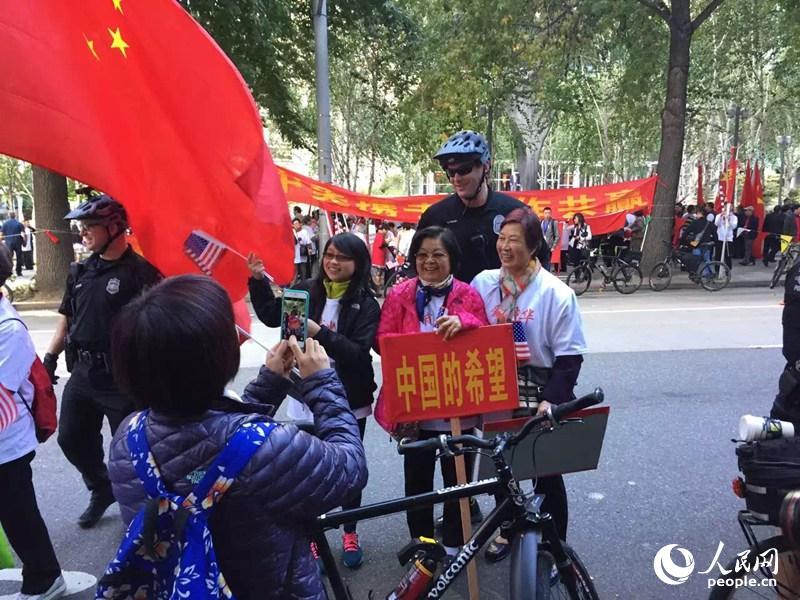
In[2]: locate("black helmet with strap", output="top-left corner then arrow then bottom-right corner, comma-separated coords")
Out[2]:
65,194 -> 128,254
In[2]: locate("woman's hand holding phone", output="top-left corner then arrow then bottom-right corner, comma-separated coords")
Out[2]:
265,340 -> 294,378
288,336 -> 330,378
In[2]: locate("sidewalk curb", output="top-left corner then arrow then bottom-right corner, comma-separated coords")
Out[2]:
12,300 -> 61,311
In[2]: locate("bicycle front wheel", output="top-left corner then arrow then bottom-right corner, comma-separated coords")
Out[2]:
771,255 -> 789,289
536,544 -> 599,600
648,261 -> 672,291
707,535 -> 800,599
566,266 -> 592,296
612,264 -> 642,294
700,261 -> 731,292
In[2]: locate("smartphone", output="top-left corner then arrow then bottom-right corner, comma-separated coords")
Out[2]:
280,288 -> 310,349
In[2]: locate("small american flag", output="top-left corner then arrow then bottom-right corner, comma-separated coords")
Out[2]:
512,321 -> 531,364
184,230 -> 228,276
0,383 -> 19,433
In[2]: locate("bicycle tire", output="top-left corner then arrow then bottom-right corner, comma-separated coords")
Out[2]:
771,255 -> 789,289
382,270 -> 399,298
612,264 -> 642,294
700,261 -> 731,292
566,266 -> 591,296
536,544 -> 599,600
707,535 -> 799,599
648,261 -> 672,291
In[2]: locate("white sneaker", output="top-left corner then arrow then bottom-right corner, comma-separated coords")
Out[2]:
17,574 -> 66,600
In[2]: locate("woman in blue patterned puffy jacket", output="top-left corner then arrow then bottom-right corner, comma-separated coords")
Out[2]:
106,275 -> 367,599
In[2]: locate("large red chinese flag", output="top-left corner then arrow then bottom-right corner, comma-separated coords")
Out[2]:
696,163 -> 704,206
0,1 -> 294,295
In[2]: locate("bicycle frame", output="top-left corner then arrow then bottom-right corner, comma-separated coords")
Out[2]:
314,452 -> 565,599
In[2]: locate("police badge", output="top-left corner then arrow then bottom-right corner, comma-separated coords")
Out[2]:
106,277 -> 120,295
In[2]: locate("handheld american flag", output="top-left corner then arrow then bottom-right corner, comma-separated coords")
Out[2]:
512,321 -> 531,364
0,384 -> 19,433
184,231 -> 228,276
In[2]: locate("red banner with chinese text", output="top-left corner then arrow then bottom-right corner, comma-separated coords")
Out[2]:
379,325 -> 520,424
278,167 -> 656,236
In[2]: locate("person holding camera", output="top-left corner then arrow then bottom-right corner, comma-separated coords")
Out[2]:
417,131 -> 526,283
43,195 -> 161,529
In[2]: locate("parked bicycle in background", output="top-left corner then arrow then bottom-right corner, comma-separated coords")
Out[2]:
566,248 -> 642,296
649,241 -> 731,292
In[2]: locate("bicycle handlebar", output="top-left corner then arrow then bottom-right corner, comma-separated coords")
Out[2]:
397,388 -> 604,456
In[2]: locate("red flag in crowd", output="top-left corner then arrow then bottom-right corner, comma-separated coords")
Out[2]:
754,162 -> 765,221
725,148 -> 738,208
715,171 -> 726,212
0,1 -> 295,296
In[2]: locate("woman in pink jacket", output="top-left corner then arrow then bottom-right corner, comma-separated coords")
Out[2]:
376,226 -> 488,554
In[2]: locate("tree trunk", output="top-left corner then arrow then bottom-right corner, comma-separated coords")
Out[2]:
640,2 -> 692,272
32,167 -> 72,298
507,95 -> 551,191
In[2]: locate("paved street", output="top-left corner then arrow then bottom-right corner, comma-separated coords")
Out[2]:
1,284 -> 786,599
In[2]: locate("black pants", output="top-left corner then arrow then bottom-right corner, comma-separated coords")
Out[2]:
404,428 -> 476,548
764,236 -> 780,264
341,418 -> 367,534
23,249 -> 34,270
57,362 -> 134,493
5,243 -> 23,275
535,474 -> 569,541
0,452 -> 61,594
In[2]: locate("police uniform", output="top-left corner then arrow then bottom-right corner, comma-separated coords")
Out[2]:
57,246 -> 161,495
417,189 -> 526,283
771,261 -> 800,425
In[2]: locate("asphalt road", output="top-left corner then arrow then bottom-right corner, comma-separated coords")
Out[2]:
0,285 -> 786,599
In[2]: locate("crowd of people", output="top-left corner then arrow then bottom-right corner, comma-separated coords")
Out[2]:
0,130 -> 590,599
1,129 -> 797,599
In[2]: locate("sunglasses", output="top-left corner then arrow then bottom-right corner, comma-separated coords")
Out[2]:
445,162 -> 478,178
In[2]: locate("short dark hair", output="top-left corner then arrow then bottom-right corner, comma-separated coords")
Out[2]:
316,232 -> 375,303
543,207 -> 552,212
501,208 -> 544,256
111,275 -> 240,417
292,217 -> 301,224
408,226 -> 461,278
0,245 -> 11,287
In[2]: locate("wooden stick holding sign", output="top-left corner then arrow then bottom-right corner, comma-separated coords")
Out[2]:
450,416 -> 479,600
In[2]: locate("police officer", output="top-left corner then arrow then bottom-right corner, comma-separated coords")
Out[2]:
772,260 -> 800,427
43,195 -> 161,528
418,130 -> 529,283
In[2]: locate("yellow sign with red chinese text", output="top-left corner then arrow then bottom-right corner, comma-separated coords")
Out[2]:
277,166 -> 657,236
379,325 -> 520,423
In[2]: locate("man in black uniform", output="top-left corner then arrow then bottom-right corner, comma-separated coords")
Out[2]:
43,195 -> 161,528
418,130 -> 527,283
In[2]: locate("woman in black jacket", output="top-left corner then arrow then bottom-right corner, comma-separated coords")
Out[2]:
247,232 -> 380,569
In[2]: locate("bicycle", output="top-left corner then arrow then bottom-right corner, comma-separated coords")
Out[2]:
648,242 -> 731,292
314,389 -> 605,600
566,248 -> 642,296
770,241 -> 800,290
383,260 -> 415,298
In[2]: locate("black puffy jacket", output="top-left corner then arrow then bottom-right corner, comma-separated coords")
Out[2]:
108,367 -> 367,599
248,277 -> 380,411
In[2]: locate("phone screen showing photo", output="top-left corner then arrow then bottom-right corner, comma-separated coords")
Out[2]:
280,291 -> 309,349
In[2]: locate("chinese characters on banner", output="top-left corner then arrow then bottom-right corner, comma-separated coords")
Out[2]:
380,325 -> 520,424
278,166 -> 657,236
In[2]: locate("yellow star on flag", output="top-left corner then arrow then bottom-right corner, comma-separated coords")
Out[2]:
83,33 -> 100,60
108,27 -> 129,58
112,0 -> 124,14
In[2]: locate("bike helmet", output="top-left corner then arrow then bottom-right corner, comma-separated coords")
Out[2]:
64,194 -> 128,228
433,130 -> 491,167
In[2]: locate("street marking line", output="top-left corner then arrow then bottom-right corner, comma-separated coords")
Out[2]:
747,344 -> 782,349
582,304 -> 782,315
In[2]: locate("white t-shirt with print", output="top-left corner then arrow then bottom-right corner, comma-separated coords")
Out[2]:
471,268 -> 587,368
320,298 -> 341,332
0,296 -> 37,465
